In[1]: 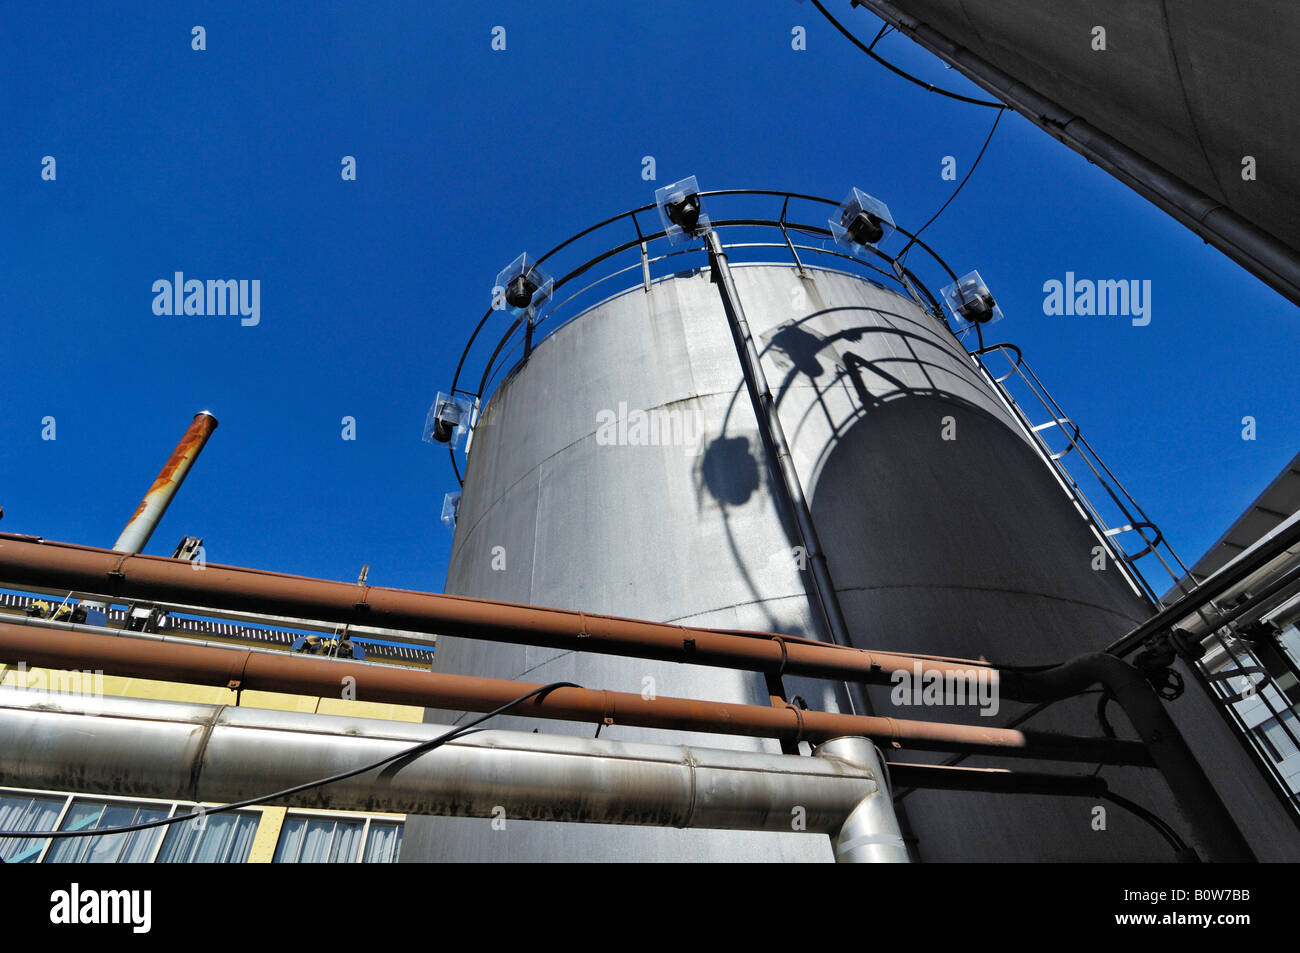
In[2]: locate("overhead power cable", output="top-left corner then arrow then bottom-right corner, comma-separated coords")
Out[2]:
810,0 -> 1006,109
898,105 -> 1005,262
0,681 -> 580,844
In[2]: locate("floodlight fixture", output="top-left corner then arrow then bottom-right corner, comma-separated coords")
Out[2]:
941,270 -> 1004,327
494,253 -> 553,314
655,175 -> 711,244
424,392 -> 474,447
829,188 -> 895,252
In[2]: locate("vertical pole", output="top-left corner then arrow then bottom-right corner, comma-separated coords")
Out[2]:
640,241 -> 652,292
816,736 -> 910,863
708,227 -> 920,856
705,231 -> 860,671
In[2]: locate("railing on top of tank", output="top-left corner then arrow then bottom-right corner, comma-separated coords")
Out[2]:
439,188 -> 1180,605
444,189 -> 965,481
439,190 -> 1181,609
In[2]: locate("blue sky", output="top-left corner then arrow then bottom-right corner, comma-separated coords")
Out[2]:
2,1 -> 1295,599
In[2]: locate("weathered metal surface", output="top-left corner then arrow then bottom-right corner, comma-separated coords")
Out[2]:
113,412 -> 218,554
0,688 -> 881,833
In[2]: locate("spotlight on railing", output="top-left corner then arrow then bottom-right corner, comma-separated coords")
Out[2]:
830,187 -> 895,252
494,253 -> 553,314
424,392 -> 474,446
942,270 -> 1003,326
655,175 -> 711,244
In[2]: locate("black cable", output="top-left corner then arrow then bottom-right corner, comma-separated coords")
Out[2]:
811,0 -> 1005,108
1096,688 -> 1118,738
0,680 -> 580,842
898,105 -> 1005,261
1101,791 -> 1189,855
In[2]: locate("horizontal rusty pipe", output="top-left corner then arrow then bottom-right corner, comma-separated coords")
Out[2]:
0,534 -> 998,689
0,533 -> 1242,850
0,620 -> 1151,765
113,412 -> 218,554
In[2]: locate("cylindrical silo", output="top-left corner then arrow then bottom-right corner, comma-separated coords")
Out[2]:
403,254 -> 1189,862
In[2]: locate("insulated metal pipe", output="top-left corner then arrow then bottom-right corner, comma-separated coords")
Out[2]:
113,412 -> 218,555
0,688 -> 877,834
816,737 -> 910,862
0,619 -> 1149,764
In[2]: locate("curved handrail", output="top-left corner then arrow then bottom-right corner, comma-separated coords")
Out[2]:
442,189 -> 969,483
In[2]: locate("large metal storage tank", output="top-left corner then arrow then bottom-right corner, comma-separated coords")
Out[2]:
403,255 -> 1195,862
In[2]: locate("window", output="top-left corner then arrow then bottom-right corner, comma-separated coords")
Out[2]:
1259,710 -> 1300,765
157,811 -> 259,863
44,799 -> 170,863
363,821 -> 403,863
0,788 -> 403,863
274,814 -> 404,863
0,792 -> 65,863
0,789 -> 258,863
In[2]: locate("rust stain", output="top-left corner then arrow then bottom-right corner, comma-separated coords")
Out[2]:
124,414 -> 217,524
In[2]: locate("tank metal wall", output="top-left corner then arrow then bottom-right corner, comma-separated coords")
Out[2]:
872,0 -> 1300,259
403,263 -> 1227,861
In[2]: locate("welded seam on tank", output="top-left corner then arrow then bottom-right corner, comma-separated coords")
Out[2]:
480,263 -> 927,420
832,581 -> 1147,625
454,394 -> 746,546
527,464 -> 543,607
950,0 -> 988,49
1155,0 -> 1229,205
662,594 -> 828,630
508,649 -> 577,682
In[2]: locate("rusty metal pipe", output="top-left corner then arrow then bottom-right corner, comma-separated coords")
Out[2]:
0,534 -> 1000,690
0,620 -> 1150,765
113,412 -> 218,554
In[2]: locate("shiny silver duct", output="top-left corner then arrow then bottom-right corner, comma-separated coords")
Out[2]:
0,688 -> 902,859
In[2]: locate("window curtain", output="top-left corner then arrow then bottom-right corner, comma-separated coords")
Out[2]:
45,800 -> 169,863
0,792 -> 64,863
